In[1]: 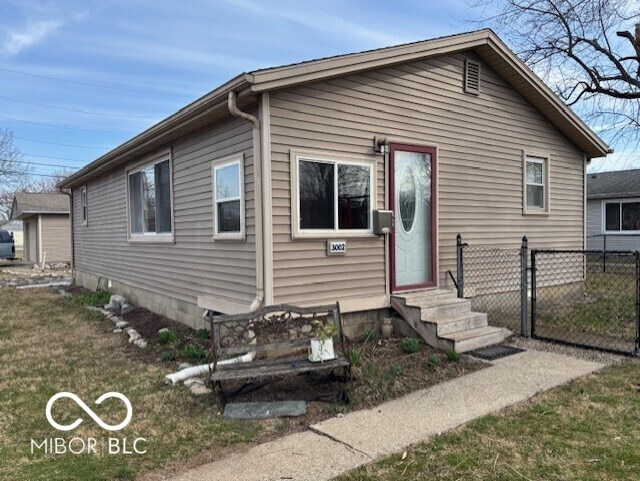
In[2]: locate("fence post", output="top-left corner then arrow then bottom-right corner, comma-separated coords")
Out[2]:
530,249 -> 537,338
603,234 -> 607,273
635,251 -> 640,357
520,236 -> 529,337
456,234 -> 464,298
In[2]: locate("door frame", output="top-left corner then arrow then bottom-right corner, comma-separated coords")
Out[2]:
389,142 -> 438,292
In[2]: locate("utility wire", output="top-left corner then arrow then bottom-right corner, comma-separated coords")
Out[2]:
0,94 -> 156,119
2,170 -> 67,178
0,66 -> 192,98
0,114 -> 135,135
0,158 -> 78,169
25,153 -> 91,163
15,136 -> 111,150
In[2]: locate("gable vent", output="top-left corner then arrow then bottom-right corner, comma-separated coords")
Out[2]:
464,59 -> 481,95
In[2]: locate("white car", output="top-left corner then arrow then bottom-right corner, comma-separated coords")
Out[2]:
0,229 -> 15,260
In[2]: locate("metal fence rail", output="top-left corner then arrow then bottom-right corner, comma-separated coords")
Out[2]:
530,250 -> 640,356
587,234 -> 640,252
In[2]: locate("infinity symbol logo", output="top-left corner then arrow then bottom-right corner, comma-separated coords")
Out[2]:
45,392 -> 133,432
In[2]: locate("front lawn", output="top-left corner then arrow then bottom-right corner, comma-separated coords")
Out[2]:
336,362 -> 640,481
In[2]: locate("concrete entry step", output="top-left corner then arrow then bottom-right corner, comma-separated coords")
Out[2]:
438,326 -> 511,353
427,311 -> 488,336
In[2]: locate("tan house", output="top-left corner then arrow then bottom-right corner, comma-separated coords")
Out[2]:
58,30 -> 608,349
10,192 -> 71,264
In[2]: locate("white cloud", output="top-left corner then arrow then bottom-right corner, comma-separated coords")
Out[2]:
1,20 -> 63,57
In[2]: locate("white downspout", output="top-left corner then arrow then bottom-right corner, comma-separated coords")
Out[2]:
228,91 -> 264,311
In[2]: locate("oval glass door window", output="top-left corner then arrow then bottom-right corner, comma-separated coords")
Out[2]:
399,167 -> 416,232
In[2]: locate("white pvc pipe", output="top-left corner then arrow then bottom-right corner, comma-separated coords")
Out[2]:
164,351 -> 256,385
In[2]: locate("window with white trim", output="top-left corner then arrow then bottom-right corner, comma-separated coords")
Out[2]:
297,157 -> 372,233
80,187 -> 88,225
127,156 -> 172,238
524,155 -> 548,212
213,156 -> 244,239
604,200 -> 640,232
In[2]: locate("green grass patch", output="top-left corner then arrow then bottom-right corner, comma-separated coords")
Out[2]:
337,363 -> 640,481
0,289 -> 259,481
70,289 -> 112,307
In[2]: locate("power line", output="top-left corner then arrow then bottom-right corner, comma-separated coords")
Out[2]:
15,136 -> 111,150
0,66 -> 193,98
0,94 -> 155,119
0,114 -> 135,135
1,158 -> 78,169
3,170 -> 67,178
25,153 -> 91,163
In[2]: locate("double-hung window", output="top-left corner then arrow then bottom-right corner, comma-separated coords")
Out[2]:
127,153 -> 173,241
604,200 -> 640,233
523,154 -> 549,214
213,155 -> 244,239
295,154 -> 373,236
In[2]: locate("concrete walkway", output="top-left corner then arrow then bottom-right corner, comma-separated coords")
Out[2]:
165,350 -> 604,481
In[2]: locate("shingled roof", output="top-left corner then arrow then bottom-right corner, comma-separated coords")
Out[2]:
587,169 -> 640,199
9,192 -> 70,220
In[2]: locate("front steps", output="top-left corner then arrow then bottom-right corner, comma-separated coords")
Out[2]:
391,289 -> 511,353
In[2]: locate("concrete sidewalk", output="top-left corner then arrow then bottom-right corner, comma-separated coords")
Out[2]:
165,350 -> 604,481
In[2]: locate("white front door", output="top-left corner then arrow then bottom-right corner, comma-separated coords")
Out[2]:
391,144 -> 436,291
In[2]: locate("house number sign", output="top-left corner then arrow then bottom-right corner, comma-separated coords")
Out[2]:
327,240 -> 347,256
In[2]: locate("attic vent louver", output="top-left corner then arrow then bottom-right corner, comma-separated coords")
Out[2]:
464,59 -> 481,95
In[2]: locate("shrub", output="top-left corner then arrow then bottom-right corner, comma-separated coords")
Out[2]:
426,354 -> 441,369
180,344 -> 206,360
387,364 -> 403,378
399,337 -> 421,354
161,350 -> 176,362
195,328 -> 210,340
158,330 -> 178,345
446,350 -> 461,362
363,329 -> 378,343
348,349 -> 362,367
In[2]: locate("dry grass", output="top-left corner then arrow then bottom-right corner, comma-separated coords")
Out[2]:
0,288 -> 258,481
336,362 -> 640,481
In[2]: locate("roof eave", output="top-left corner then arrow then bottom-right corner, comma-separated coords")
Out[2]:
58,73 -> 253,189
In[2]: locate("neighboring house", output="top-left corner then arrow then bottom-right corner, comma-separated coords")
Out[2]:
587,169 -> 640,251
9,193 -> 71,264
2,220 -> 23,257
58,29 -> 608,336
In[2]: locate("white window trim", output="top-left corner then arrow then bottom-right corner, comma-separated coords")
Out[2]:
212,153 -> 245,241
125,149 -> 174,243
522,152 -> 551,215
290,149 -> 377,239
80,186 -> 88,226
601,198 -> 640,234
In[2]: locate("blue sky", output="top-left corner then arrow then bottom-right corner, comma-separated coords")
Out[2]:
0,0 -> 619,180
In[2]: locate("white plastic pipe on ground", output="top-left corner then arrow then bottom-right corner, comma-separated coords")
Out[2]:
164,351 -> 255,385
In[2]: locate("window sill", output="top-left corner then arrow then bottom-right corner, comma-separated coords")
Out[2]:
128,233 -> 174,244
291,230 -> 378,240
213,232 -> 245,241
522,208 -> 549,217
603,231 -> 640,235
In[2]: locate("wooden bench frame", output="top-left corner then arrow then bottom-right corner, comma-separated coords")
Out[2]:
208,303 -> 351,403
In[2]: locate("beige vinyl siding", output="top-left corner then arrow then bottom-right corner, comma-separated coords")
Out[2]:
72,115 -> 256,320
40,214 -> 71,262
270,52 -> 586,303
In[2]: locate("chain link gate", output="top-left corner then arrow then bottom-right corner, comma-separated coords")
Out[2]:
530,249 -> 640,356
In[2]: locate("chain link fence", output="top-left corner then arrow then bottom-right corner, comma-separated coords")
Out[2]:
587,234 -> 640,252
531,250 -> 639,355
457,236 -> 526,335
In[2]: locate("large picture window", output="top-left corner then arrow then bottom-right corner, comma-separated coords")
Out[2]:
213,155 -> 244,239
604,200 -> 640,232
297,157 -> 372,233
128,156 -> 172,239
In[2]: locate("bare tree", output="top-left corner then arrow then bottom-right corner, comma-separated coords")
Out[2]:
470,0 -> 640,155
0,129 -> 29,224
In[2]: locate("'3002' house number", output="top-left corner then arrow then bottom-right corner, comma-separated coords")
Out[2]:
327,240 -> 347,256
